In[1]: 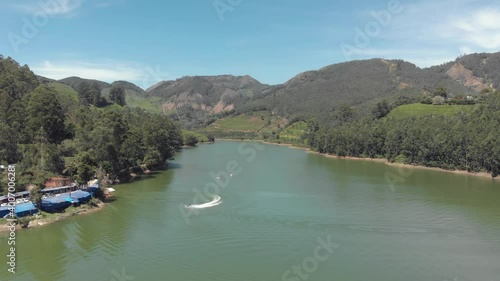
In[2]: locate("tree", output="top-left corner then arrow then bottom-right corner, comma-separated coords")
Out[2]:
103,110 -> 128,148
121,127 -> 145,167
302,119 -> 320,148
432,96 -> 445,105
334,104 -> 355,123
77,82 -> 92,105
372,100 -> 391,119
90,82 -> 103,106
0,56 -> 187,187
207,134 -> 215,143
24,85 -> 66,144
185,135 -> 199,147
29,186 -> 42,208
433,87 -> 449,99
77,82 -> 103,106
0,90 -> 14,122
142,115 -> 180,165
421,96 -> 433,104
0,123 -> 20,164
109,86 -> 126,106
66,152 -> 97,185
0,57 -> 39,101
143,147 -> 162,168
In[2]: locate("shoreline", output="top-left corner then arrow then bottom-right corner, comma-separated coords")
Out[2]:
2,138 -> 496,234
0,162 -> 169,233
217,138 -> 499,180
309,151 -> 497,180
0,202 -> 106,233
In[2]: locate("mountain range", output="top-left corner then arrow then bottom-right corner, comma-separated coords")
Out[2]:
40,52 -> 500,127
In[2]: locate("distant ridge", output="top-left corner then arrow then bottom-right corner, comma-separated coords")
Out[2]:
46,52 -> 500,126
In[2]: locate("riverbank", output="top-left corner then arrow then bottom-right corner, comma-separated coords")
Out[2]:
310,151 -> 497,180
0,162 -> 175,233
218,138 -> 499,180
0,202 -> 106,233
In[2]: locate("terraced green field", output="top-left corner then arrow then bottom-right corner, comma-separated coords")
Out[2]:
125,95 -> 163,114
207,112 -> 270,132
201,111 -> 288,139
279,121 -> 307,142
388,103 -> 476,119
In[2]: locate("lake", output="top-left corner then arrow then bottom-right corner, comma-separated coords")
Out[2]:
1,141 -> 500,281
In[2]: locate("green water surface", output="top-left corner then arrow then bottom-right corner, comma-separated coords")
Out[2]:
1,141 -> 499,281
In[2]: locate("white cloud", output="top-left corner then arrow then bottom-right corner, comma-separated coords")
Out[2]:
33,60 -> 143,82
31,60 -> 173,89
11,0 -> 84,17
389,1 -> 500,51
332,0 -> 500,68
447,9 -> 500,49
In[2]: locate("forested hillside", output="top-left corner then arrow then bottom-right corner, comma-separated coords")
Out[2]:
41,52 -> 500,130
139,53 -> 499,127
239,59 -> 481,123
303,93 -> 500,177
2,51 -> 500,183
0,56 -> 183,194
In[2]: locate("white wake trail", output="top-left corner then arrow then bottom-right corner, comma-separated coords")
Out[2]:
185,195 -> 222,209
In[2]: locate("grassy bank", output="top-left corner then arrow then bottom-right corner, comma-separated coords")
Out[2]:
388,103 -> 476,119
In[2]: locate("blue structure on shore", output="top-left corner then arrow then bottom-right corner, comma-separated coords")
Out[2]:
69,190 -> 92,203
41,196 -> 72,212
1,186 -> 93,215
41,190 -> 92,212
15,203 -> 38,218
82,183 -> 100,197
0,206 -> 12,218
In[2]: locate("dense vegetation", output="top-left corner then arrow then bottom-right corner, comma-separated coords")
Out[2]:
0,56 -> 183,193
304,93 -> 500,177
237,59 -> 477,123
3,50 -> 500,189
34,52 -> 500,131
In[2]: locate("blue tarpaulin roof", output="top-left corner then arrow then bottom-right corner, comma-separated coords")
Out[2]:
0,206 -> 12,218
43,196 -> 71,204
15,203 -> 37,212
41,196 -> 72,212
15,203 -> 38,218
68,190 -> 91,203
41,190 -> 90,212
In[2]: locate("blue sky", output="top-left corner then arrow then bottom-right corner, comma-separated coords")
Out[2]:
1,0 -> 499,88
